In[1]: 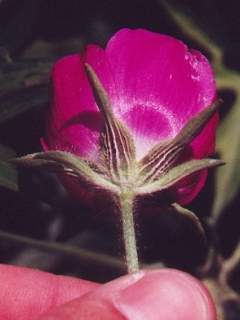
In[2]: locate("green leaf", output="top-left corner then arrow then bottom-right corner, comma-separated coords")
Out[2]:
0,144 -> 16,159
0,59 -> 51,123
159,0 -> 240,222
171,203 -> 205,241
0,85 -> 48,124
160,0 -> 223,68
0,144 -> 18,191
212,69 -> 240,219
0,59 -> 51,93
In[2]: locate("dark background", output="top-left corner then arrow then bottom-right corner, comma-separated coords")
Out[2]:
0,1 -> 240,318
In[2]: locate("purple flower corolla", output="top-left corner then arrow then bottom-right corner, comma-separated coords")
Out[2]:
41,28 -> 219,205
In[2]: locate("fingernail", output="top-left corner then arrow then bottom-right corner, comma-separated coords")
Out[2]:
111,269 -> 216,320
37,269 -> 216,320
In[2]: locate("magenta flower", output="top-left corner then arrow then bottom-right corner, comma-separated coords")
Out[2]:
15,28 -> 223,275
40,28 -> 220,205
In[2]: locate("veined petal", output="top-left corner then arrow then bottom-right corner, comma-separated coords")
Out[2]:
105,28 -> 217,160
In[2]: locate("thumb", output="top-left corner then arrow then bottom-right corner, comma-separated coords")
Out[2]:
38,269 -> 216,320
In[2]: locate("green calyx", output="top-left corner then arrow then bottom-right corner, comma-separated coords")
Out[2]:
12,64 -> 224,274
13,65 -> 223,197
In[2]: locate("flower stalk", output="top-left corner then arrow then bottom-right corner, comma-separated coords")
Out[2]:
86,63 -> 140,273
119,189 -> 139,273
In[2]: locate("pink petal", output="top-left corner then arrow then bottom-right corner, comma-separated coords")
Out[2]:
84,44 -> 118,108
43,53 -> 103,161
43,45 -> 120,162
106,28 -> 217,160
169,170 -> 208,205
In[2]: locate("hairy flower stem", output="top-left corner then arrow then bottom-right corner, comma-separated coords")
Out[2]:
119,190 -> 139,273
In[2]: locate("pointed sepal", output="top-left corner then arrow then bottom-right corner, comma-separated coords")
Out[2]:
136,158 -> 224,195
12,151 -> 119,193
171,203 -> 205,240
139,100 -> 222,183
85,63 -> 136,183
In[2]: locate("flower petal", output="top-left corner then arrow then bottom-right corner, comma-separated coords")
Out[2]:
43,54 -> 101,160
84,44 -> 118,106
106,28 -> 217,160
169,170 -> 208,205
43,46 -> 119,162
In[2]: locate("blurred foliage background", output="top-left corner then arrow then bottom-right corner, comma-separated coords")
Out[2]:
0,0 -> 240,318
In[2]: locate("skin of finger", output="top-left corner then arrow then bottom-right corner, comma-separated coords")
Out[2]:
0,264 -> 99,320
37,269 -> 216,320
